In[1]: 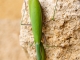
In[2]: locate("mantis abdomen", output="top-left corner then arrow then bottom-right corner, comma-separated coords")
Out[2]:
29,0 -> 45,60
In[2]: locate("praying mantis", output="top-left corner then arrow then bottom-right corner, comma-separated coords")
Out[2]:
29,0 -> 45,60
21,0 -> 58,60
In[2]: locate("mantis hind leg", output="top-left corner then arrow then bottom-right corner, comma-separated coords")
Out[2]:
20,22 -> 31,25
40,42 -> 46,60
43,0 -> 58,24
35,42 -> 46,60
21,23 -> 31,25
36,43 -> 42,60
20,19 -> 31,25
42,33 -> 47,45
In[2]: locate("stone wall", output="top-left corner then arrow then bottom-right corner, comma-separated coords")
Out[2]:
20,0 -> 80,60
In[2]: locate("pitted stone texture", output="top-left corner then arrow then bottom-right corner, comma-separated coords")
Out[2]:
20,0 -> 80,60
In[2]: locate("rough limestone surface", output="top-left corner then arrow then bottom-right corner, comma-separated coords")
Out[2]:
20,0 -> 80,60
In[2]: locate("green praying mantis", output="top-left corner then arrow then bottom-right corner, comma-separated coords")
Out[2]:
29,0 -> 45,60
21,0 -> 58,60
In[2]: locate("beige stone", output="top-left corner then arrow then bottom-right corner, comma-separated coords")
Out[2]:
20,0 -> 80,60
